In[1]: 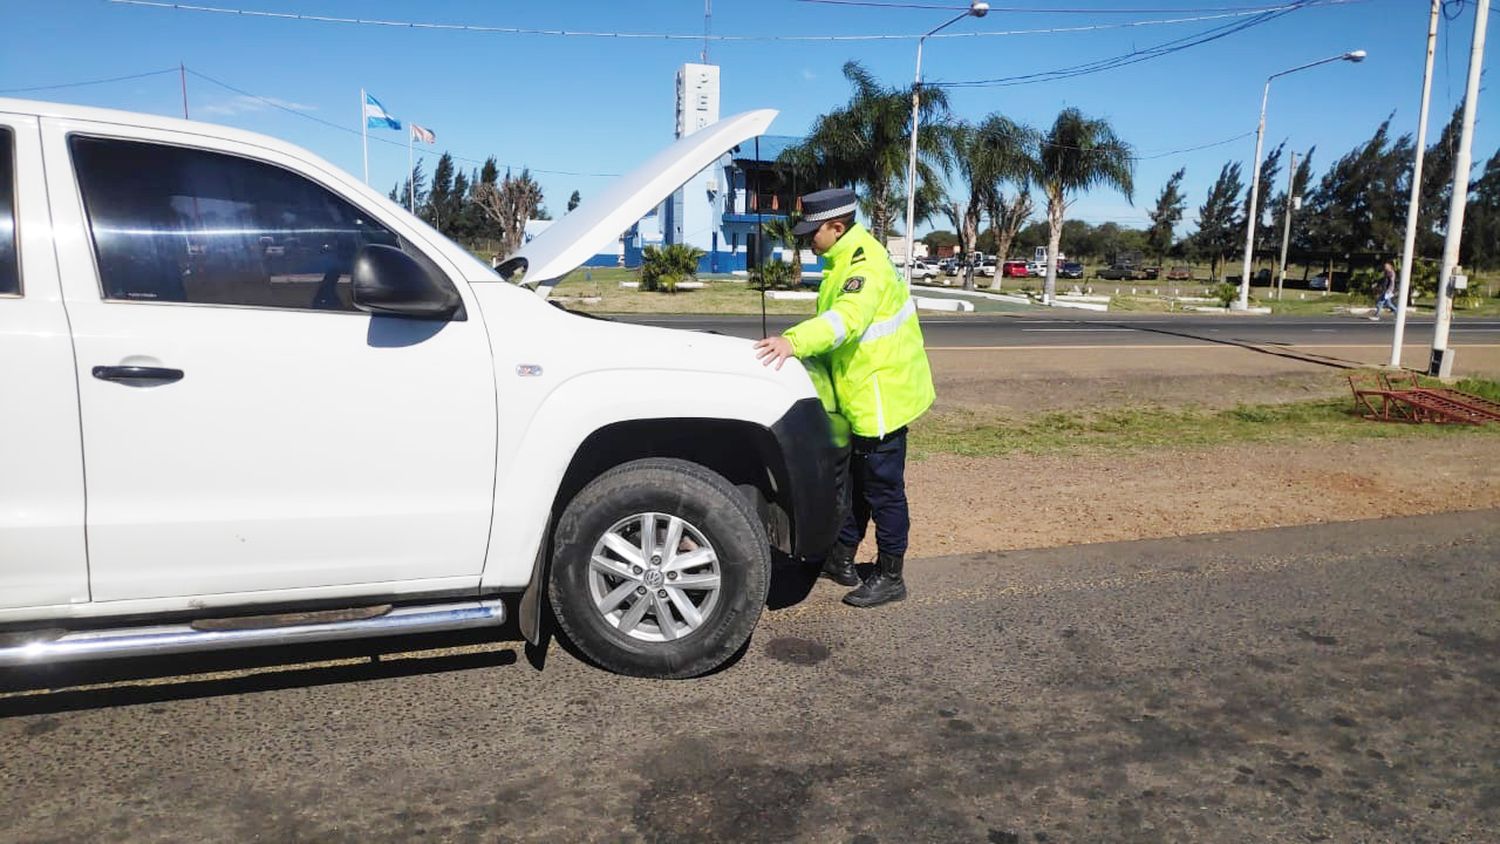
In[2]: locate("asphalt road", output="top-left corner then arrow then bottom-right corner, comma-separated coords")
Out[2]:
622,313 -> 1500,350
4,510 -> 1498,842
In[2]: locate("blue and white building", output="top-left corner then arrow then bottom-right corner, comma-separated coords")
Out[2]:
607,64 -> 816,274
526,62 -> 819,275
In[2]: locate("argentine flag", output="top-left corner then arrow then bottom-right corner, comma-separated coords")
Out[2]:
364,93 -> 402,131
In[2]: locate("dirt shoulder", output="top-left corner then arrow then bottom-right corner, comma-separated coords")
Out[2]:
880,345 -> 1500,561
902,440 -> 1500,559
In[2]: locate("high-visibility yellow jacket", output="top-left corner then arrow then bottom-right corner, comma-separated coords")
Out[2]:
785,223 -> 935,438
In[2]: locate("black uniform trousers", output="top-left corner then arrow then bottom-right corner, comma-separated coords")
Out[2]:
834,426 -> 910,558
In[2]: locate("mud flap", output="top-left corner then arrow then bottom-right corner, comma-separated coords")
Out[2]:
519,519 -> 554,672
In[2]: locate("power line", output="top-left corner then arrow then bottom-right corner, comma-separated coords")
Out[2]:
6,63 -> 1260,169
796,0 -> 1319,12
1136,129 -> 1257,159
933,0 -> 1313,87
184,68 -> 622,178
0,67 -> 178,94
107,0 -> 1339,41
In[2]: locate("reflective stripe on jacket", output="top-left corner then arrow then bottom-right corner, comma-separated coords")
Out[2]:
784,223 -> 935,438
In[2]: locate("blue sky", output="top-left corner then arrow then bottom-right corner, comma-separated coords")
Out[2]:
2,0 -> 1494,236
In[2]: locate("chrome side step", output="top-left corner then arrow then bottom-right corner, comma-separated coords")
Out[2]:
0,599 -> 506,668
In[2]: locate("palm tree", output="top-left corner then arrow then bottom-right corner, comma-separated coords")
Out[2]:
1035,109 -> 1134,305
779,61 -> 952,244
945,115 -> 1036,290
760,212 -> 804,280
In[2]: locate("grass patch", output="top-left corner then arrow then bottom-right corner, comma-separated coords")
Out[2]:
546,268 -> 817,316
910,377 -> 1500,459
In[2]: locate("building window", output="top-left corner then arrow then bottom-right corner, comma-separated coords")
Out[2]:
71,136 -> 402,311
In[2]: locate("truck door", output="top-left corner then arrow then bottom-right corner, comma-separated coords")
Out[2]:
40,120 -> 498,602
0,113 -> 91,611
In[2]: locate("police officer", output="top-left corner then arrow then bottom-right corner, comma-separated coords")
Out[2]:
754,188 -> 936,608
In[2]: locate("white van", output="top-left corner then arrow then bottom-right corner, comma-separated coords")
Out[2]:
0,99 -> 839,678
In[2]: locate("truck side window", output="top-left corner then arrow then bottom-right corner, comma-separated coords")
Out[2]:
0,128 -> 17,296
70,136 -> 401,311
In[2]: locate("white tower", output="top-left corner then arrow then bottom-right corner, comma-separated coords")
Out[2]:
666,63 -> 721,252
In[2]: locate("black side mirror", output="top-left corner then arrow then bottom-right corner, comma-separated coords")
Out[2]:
351,244 -> 464,321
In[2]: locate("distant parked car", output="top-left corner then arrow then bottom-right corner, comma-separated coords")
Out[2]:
1026,261 -> 1046,277
1058,261 -> 1085,279
1001,260 -> 1029,278
1097,264 -> 1137,280
1166,265 -> 1192,281
1139,266 -> 1160,280
978,258 -> 998,277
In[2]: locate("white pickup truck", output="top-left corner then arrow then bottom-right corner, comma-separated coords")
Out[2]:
0,98 -> 838,678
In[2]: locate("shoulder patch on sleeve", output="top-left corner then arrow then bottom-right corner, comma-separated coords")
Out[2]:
842,276 -> 865,293
850,246 -> 866,265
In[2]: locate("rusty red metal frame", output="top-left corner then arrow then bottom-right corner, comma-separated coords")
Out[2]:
1348,373 -> 1500,425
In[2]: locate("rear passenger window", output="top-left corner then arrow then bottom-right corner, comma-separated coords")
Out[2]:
0,128 -> 18,296
70,136 -> 401,311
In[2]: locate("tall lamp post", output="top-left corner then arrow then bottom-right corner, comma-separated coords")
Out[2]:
1235,49 -> 1365,310
902,0 -> 988,286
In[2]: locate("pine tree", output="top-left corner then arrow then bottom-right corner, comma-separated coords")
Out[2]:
392,159 -> 427,214
1192,162 -> 1244,282
567,190 -> 581,212
424,152 -> 456,232
1146,168 -> 1186,267
1301,118 -> 1413,260
1417,105 -> 1465,256
449,169 -> 471,240
1463,148 -> 1500,270
1244,142 -> 1284,258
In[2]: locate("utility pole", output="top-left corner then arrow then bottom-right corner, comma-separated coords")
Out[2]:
1392,0 -> 1441,369
179,63 -> 189,119
1429,0 -> 1489,377
1275,150 -> 1298,301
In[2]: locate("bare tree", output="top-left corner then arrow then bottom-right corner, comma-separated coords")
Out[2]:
987,190 -> 1033,289
473,168 -> 544,258
941,198 -> 982,290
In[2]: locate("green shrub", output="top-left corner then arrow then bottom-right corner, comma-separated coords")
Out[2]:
1347,269 -> 1380,299
751,260 -> 801,291
1210,282 -> 1239,308
640,244 -> 705,293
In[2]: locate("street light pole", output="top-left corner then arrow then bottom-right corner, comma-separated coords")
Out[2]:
1429,0 -> 1490,377
1391,0 -> 1441,369
902,0 -> 988,286
1236,50 -> 1365,310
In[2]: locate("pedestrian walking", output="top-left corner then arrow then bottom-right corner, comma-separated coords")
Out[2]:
753,188 -> 936,608
1371,261 -> 1397,320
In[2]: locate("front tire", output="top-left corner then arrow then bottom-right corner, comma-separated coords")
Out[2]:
548,458 -> 771,678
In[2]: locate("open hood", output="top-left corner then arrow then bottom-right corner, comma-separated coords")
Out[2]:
500,109 -> 778,293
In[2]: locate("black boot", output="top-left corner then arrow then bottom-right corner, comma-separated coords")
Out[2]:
819,543 -> 861,587
843,552 -> 907,607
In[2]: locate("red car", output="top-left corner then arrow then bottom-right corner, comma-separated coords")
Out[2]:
1002,260 -> 1029,278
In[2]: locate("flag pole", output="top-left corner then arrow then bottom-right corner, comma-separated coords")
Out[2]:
360,88 -> 369,185
408,126 -> 415,212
